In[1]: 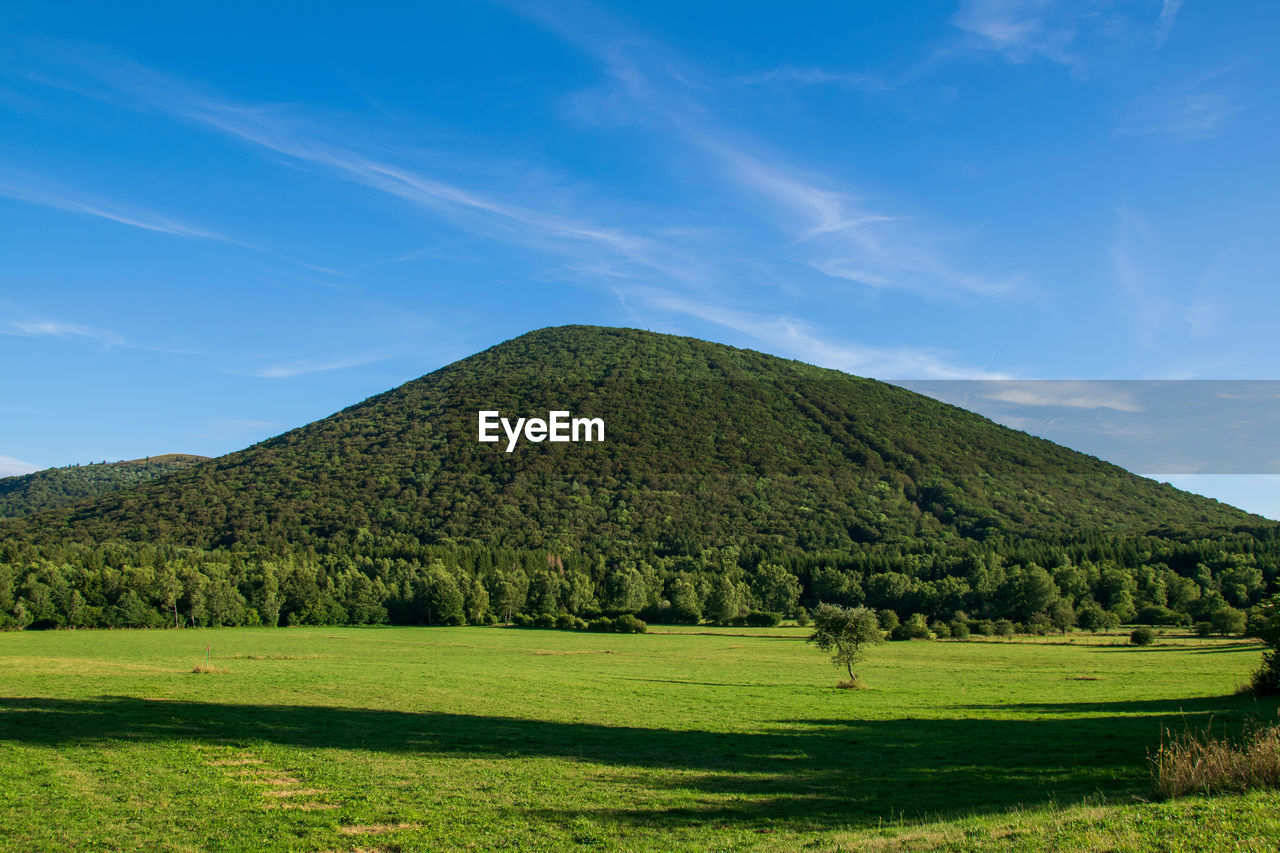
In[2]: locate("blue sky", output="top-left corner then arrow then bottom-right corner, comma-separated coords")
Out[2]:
1,1 -> 1277,517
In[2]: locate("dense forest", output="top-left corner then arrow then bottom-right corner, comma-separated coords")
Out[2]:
0,326 -> 1275,633
0,454 -> 209,519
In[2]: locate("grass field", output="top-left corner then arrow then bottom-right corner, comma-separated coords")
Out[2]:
1,626 -> 1278,851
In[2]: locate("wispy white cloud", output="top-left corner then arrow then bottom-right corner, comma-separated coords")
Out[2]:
691,138 -> 885,239
0,454 -> 41,477
813,253 -> 1017,299
232,345 -> 407,379
734,65 -> 886,93
1118,71 -> 1243,140
246,351 -> 392,379
949,0 -> 1082,66
1155,0 -> 1183,46
640,288 -> 991,379
2,319 -> 126,347
1183,302 -> 1223,338
0,169 -> 223,239
696,138 -> 1018,298
1,313 -> 212,356
979,381 -> 1143,412
1110,208 -> 1243,353
946,0 -> 1171,71
0,165 -> 339,277
1212,386 -> 1280,402
1110,207 -> 1172,346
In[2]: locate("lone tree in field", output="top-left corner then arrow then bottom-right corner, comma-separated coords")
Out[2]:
807,603 -> 885,687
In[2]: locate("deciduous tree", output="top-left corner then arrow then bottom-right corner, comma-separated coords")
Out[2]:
807,603 -> 884,686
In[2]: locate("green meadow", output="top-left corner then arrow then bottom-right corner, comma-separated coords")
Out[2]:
1,626 -> 1277,851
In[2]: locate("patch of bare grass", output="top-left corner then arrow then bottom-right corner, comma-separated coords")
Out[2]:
228,653 -> 329,660
339,823 -> 421,836
1151,722 -> 1280,799
264,801 -> 340,810
190,664 -> 227,674
245,775 -> 301,786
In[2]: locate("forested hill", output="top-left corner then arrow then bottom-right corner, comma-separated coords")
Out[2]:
1,326 -> 1274,631
2,326 -> 1261,551
0,454 -> 209,520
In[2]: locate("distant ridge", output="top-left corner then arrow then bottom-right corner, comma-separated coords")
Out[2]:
0,454 -> 210,519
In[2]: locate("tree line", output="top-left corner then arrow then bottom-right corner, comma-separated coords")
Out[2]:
2,529 -> 1275,635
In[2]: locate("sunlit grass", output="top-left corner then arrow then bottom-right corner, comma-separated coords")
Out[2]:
0,626 -> 1276,851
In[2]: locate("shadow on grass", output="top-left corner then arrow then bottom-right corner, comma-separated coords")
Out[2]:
0,692 -> 1275,830
622,677 -> 769,688
948,694 -> 1273,716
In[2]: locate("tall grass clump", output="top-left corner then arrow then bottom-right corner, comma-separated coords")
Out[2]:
191,664 -> 227,674
1151,722 -> 1280,799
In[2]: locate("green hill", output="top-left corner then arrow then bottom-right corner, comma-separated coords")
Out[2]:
0,326 -> 1274,630
5,326 -> 1258,548
0,454 -> 210,520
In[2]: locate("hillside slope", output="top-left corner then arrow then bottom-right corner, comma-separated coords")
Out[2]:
4,326 -> 1257,553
